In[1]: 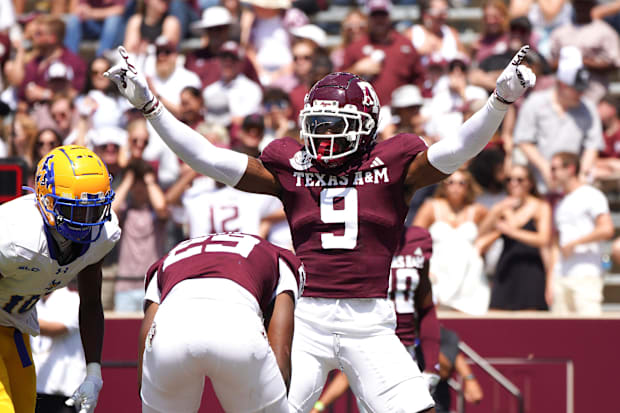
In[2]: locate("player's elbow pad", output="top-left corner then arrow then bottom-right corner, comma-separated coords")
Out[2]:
427,95 -> 508,175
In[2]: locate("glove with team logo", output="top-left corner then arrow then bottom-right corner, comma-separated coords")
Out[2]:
421,371 -> 441,395
65,362 -> 103,413
103,47 -> 161,117
494,45 -> 536,104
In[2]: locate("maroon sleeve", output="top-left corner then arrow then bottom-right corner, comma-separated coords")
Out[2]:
18,60 -> 38,101
144,256 -> 164,292
341,40 -> 363,72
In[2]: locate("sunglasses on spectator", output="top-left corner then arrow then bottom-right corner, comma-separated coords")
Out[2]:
156,47 -> 175,56
51,111 -> 69,120
294,54 -> 313,62
343,22 -> 367,31
445,179 -> 467,186
36,140 -> 59,149
96,143 -> 120,151
506,176 -> 526,184
550,164 -> 566,172
264,100 -> 289,111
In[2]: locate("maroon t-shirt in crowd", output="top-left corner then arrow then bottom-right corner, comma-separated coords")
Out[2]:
601,128 -> 620,158
19,48 -> 87,101
289,83 -> 308,121
184,49 -> 259,88
260,134 -> 427,299
389,226 -> 433,347
145,233 -> 304,314
341,31 -> 424,106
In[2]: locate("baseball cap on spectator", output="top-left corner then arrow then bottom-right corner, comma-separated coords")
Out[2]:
391,85 -> 424,108
190,6 -> 233,33
248,0 -> 291,9
46,61 -> 74,81
366,0 -> 392,14
242,113 -> 265,131
219,41 -> 243,60
448,52 -> 470,72
556,46 -> 590,92
290,24 -> 328,48
88,126 -> 128,148
283,8 -> 310,29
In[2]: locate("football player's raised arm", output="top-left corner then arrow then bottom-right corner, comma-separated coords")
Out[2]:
405,46 -> 536,191
267,291 -> 295,392
104,47 -> 281,196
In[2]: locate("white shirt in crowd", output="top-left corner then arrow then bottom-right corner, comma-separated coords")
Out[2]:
554,184 -> 610,278
30,288 -> 86,396
203,74 -> 263,127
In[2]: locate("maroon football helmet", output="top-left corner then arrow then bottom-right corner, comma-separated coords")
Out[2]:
300,72 -> 380,166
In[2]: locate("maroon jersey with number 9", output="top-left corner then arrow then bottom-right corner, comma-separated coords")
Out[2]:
260,133 -> 427,298
145,233 -> 305,314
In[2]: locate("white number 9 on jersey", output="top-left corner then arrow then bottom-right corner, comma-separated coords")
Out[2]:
320,187 -> 358,249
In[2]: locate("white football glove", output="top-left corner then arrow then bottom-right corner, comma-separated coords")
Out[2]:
494,45 -> 536,104
103,47 -> 159,115
65,363 -> 103,413
422,371 -> 441,395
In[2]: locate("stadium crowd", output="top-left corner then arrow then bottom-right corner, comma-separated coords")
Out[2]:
1,0 -> 617,315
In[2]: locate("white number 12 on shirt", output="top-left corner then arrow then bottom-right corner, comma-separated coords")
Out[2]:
320,187 -> 358,249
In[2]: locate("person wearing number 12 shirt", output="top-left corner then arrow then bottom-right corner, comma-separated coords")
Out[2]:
139,233 -> 305,412
106,44 -> 536,413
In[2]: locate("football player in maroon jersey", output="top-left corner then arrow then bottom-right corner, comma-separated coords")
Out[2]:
138,233 -> 305,412
107,45 -> 535,413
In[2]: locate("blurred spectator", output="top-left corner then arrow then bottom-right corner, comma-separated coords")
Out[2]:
64,0 -> 125,57
470,16 -> 547,94
236,113 -> 267,157
509,0 -> 573,58
289,24 -> 327,50
469,148 -> 507,210
48,94 -> 79,142
550,0 -> 620,102
549,152 -> 614,315
612,237 -> 620,268
381,84 -> 425,140
3,13 -> 40,107
405,0 -> 463,68
472,0 -> 510,64
75,56 -> 130,131
18,15 -> 87,107
31,128 -> 62,168
261,88 -> 295,145
123,0 -> 181,58
591,0 -> 620,36
330,9 -> 367,70
478,165 -> 552,311
593,95 -> 620,181
7,112 -> 38,168
424,55 -> 488,143
145,36 -> 201,118
342,0 -> 424,106
203,41 -> 263,135
186,6 -> 259,88
433,328 -> 484,413
245,0 -> 294,86
513,46 -> 604,194
112,158 -> 168,312
13,0 -> 68,15
272,35 -> 319,92
30,287 -> 85,413
413,169 -> 489,315
179,85 -> 229,147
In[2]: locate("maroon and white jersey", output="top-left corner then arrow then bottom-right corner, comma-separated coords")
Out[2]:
260,133 -> 427,298
144,233 -> 305,314
388,226 -> 433,346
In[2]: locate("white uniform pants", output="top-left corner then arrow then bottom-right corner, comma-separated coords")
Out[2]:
141,295 -> 288,413
287,298 -> 434,413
